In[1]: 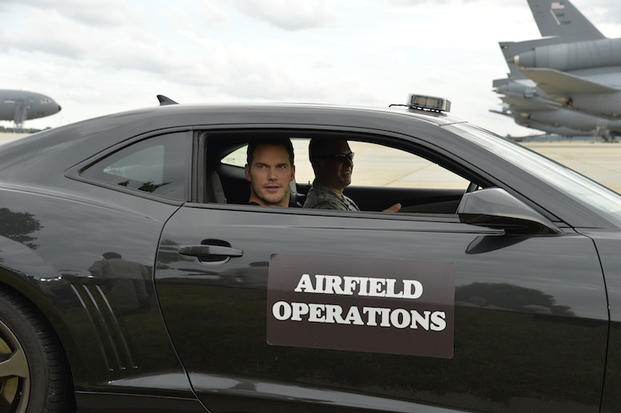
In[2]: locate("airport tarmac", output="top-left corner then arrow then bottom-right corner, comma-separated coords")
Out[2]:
524,142 -> 621,193
0,132 -> 29,145
2,132 -> 620,193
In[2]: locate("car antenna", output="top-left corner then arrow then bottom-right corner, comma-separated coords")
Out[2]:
157,95 -> 178,106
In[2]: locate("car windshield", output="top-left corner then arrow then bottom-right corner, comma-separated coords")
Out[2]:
447,123 -> 621,226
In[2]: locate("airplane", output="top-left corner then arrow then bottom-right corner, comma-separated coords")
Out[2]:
0,89 -> 62,129
492,50 -> 621,141
491,0 -> 621,141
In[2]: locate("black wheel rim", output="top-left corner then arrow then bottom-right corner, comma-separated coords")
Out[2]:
0,320 -> 30,413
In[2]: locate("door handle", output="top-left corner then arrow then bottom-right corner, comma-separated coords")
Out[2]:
178,245 -> 243,258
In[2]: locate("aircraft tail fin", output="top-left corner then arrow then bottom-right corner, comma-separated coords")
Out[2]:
499,43 -> 526,79
519,68 -> 618,95
527,0 -> 604,41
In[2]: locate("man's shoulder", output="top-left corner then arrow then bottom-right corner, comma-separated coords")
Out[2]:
304,188 -> 346,210
303,197 -> 344,210
303,180 -> 359,211
344,193 -> 359,204
304,184 -> 336,206
307,181 -> 333,196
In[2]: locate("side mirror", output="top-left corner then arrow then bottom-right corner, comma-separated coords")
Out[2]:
457,188 -> 560,235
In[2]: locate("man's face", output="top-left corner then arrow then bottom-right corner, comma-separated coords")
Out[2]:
245,144 -> 295,207
316,140 -> 353,192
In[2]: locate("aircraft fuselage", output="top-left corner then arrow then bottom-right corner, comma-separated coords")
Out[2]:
0,89 -> 61,128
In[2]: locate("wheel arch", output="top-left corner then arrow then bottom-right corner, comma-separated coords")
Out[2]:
0,267 -> 82,389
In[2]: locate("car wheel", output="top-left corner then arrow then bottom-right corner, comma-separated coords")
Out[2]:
0,288 -> 72,413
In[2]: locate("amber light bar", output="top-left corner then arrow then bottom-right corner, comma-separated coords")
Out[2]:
408,94 -> 451,112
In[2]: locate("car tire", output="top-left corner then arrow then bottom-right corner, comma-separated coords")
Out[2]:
0,287 -> 73,413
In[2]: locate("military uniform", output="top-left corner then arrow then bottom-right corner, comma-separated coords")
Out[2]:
303,179 -> 359,211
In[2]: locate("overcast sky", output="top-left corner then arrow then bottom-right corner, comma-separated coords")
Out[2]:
1,0 -> 620,136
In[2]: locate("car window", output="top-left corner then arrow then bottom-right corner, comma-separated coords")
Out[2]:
222,140 -> 468,189
81,132 -> 189,201
340,141 -> 468,190
216,135 -> 471,214
450,123 -> 621,225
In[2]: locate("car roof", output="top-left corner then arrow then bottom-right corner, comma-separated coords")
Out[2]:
0,102 -> 462,167
111,101 -> 459,126
2,101 -> 616,229
92,101 -> 460,129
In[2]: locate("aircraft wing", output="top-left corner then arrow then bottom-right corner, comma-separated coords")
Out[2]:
519,68 -> 618,95
499,95 -> 557,112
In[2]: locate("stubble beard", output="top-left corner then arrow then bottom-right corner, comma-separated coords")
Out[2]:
252,184 -> 289,206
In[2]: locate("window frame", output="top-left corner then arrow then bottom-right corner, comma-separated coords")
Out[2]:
194,126 -> 499,222
66,128 -> 193,205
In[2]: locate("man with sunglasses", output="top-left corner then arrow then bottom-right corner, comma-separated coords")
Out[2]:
304,138 -> 401,212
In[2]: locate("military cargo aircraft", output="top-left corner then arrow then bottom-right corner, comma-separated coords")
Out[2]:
492,0 -> 621,141
0,89 -> 61,129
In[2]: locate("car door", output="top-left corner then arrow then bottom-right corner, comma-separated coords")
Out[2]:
155,128 -> 607,412
155,207 -> 607,412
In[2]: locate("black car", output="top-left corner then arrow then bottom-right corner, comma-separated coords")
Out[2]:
1,96 -> 620,413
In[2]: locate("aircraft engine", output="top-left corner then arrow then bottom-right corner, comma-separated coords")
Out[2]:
512,38 -> 621,71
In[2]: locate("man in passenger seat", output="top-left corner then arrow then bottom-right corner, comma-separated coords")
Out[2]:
303,138 -> 401,212
245,137 -> 297,207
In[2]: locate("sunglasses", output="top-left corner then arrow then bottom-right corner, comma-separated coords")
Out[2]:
319,152 -> 355,162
